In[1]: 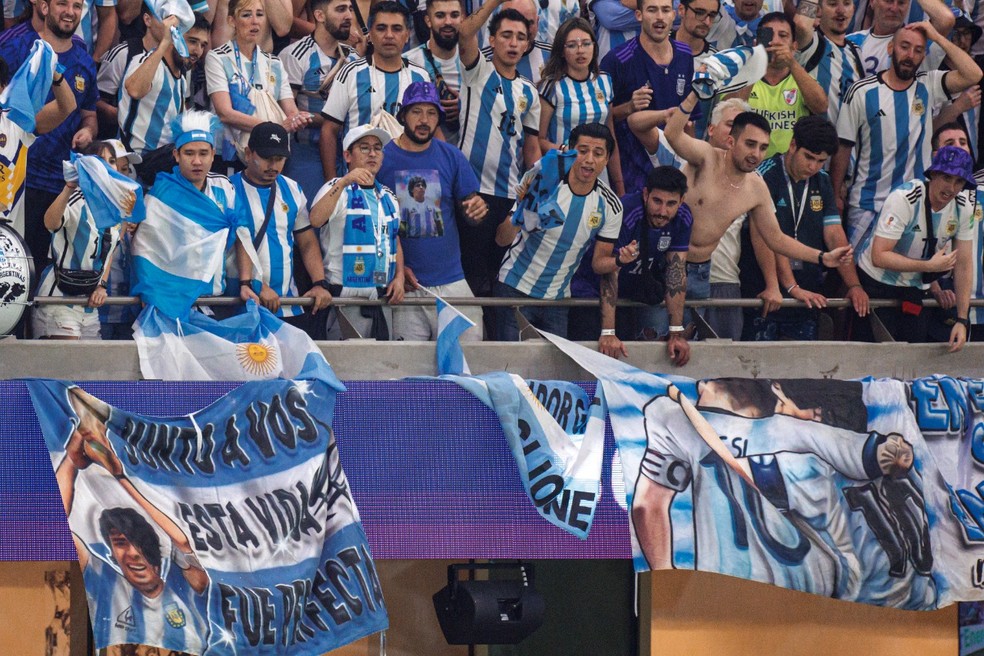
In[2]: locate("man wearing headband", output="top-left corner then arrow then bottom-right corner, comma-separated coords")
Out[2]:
855,145 -> 977,350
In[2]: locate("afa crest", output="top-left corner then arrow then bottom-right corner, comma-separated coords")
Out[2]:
587,211 -> 602,229
975,205 -> 982,221
74,75 -> 86,93
354,257 -> 366,275
912,99 -> 925,116
810,194 -> 823,212
596,89 -> 605,102
164,602 -> 187,629
944,220 -> 957,237
517,95 -> 528,112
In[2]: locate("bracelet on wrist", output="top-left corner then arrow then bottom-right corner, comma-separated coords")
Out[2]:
600,328 -> 616,337
955,317 -> 971,329
786,283 -> 799,294
668,325 -> 685,333
239,279 -> 254,287
817,250 -> 827,268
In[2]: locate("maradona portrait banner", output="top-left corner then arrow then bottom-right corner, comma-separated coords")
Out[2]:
28,378 -> 387,655
534,332 -> 984,610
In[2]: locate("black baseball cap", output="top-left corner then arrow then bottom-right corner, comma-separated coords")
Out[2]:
248,122 -> 290,158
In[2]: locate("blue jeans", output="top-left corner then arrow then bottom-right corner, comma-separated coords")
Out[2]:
494,281 -> 569,341
636,260 -> 711,338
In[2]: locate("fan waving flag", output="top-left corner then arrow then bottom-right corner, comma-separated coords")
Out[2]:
134,301 -> 341,386
144,0 -> 196,57
0,38 -> 57,133
435,295 -> 474,376
692,44 -> 767,100
70,153 -> 146,230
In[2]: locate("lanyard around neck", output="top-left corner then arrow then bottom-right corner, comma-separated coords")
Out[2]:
233,41 -> 258,95
781,156 -> 810,240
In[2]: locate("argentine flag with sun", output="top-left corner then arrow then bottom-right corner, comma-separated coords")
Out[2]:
134,302 -> 340,385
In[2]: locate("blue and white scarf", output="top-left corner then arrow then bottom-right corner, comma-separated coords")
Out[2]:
340,182 -> 399,298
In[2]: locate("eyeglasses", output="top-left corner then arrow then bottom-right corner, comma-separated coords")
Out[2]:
354,143 -> 384,154
686,6 -> 721,21
564,39 -> 594,50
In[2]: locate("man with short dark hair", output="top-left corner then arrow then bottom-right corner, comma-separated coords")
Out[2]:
233,122 -> 333,338
744,116 -> 868,341
319,0 -> 429,178
495,123 -> 625,356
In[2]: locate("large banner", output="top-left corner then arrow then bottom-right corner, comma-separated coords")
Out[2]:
506,332 -> 984,610
28,379 -> 388,655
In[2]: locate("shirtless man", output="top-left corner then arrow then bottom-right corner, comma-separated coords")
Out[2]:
661,93 -> 853,313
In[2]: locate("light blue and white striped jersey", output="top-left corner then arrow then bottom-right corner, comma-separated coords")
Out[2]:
837,70 -> 951,216
498,165 -> 622,299
705,6 -> 739,51
972,172 -> 984,324
199,173 -> 238,296
458,55 -> 541,199
36,189 -> 120,313
856,179 -> 975,288
539,72 -> 613,147
75,0 -> 117,56
537,0 -> 581,44
590,0 -> 640,60
97,39 -> 146,107
320,56 -> 429,135
846,29 -> 945,78
279,37 -> 355,145
203,42 -> 292,105
230,173 -> 310,318
84,553 -> 206,654
118,52 -> 189,155
481,41 -> 551,86
796,31 -> 864,125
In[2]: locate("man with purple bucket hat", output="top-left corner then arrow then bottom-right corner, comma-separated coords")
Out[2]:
855,145 -> 977,350
377,80 -> 489,340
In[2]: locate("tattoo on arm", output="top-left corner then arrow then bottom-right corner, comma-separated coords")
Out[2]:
796,0 -> 818,17
665,253 -> 687,298
600,271 -> 618,324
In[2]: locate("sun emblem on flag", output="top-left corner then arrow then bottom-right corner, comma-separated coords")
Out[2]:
236,342 -> 278,376
119,190 -> 136,217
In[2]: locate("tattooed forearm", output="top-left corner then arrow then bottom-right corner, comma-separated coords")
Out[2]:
600,271 -> 618,327
665,253 -> 687,298
796,0 -> 818,17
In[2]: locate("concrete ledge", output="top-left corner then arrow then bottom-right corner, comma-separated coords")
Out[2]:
3,337 -> 982,380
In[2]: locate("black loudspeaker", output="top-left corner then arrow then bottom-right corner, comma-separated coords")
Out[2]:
432,562 -> 545,645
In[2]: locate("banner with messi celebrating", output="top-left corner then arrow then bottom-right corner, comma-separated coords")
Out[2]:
28,378 -> 387,655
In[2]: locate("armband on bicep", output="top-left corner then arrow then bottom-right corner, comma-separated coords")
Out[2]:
640,446 -> 692,492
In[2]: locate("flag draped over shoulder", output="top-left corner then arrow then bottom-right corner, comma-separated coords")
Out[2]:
0,38 -> 56,133
134,301 -> 338,385
71,153 -> 146,230
692,44 -> 767,100
449,372 -> 607,539
28,378 -> 386,655
131,170 -> 255,320
540,331 -> 984,610
512,149 -> 577,231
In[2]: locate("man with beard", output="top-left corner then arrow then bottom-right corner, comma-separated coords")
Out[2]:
793,0 -> 864,126
281,0 -> 358,199
97,4 -> 161,138
0,0 -> 97,278
847,0 -> 953,77
406,0 -> 464,145
377,82 -> 488,341
833,24 -> 981,249
319,1 -> 429,178
663,104 -> 854,319
602,0 -> 697,194
671,0 -> 720,139
118,13 -> 209,184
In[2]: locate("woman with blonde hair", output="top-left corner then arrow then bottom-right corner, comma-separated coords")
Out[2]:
204,0 -> 312,168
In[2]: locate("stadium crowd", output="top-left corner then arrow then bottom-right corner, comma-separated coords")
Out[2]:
1,0 -> 983,364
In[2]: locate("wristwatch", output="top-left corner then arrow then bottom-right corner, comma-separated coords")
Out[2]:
314,280 -> 331,291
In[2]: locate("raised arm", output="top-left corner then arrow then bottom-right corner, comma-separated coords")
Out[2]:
664,92 -> 714,167
792,0 -> 819,50
914,22 -> 982,93
459,0 -> 506,67
35,71 -> 77,134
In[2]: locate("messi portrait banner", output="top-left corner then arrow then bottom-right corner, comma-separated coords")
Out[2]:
540,332 -> 984,610
27,378 -> 388,655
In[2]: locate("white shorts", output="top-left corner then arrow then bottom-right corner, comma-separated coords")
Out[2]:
391,278 -> 484,341
32,304 -> 101,339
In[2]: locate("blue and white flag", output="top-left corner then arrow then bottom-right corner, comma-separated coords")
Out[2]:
450,372 -> 607,539
513,149 -> 576,231
0,38 -> 56,133
692,44 -> 767,100
144,0 -> 196,58
134,301 -> 341,386
435,295 -> 474,376
131,169 -> 257,320
29,378 -> 386,655
70,153 -> 146,230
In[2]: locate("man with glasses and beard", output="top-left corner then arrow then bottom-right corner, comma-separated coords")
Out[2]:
281,0 -> 359,200
833,23 -> 982,249
406,0 -> 464,145
118,13 -> 210,185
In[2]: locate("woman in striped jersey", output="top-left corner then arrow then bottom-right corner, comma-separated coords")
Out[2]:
538,17 -> 624,194
32,142 -> 123,340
